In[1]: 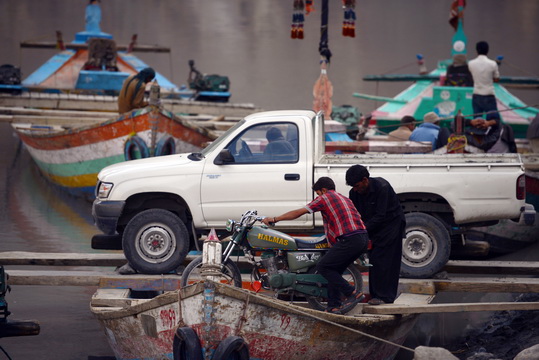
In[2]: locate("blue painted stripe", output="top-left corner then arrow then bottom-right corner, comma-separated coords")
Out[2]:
22,50 -> 76,86
118,52 -> 179,92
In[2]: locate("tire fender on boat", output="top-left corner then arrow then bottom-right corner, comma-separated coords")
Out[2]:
173,327 -> 203,360
212,336 -> 250,360
124,134 -> 149,160
155,136 -> 176,156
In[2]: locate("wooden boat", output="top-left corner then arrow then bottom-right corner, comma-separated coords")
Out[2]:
91,280 -> 434,360
11,105 -> 217,200
0,26 -> 231,102
353,1 -> 539,139
0,3 -> 231,103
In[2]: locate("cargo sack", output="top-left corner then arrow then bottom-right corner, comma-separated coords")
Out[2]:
191,74 -> 230,92
0,64 -> 21,85
331,105 -> 360,139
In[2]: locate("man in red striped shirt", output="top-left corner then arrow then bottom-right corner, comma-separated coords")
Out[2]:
262,177 -> 368,313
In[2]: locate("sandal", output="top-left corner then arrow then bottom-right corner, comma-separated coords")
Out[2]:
341,290 -> 365,308
324,307 -> 342,315
367,298 -> 386,306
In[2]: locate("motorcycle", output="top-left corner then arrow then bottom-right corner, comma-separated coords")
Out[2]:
180,210 -> 365,314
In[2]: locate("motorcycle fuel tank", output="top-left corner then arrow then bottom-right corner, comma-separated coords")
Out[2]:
247,226 -> 298,250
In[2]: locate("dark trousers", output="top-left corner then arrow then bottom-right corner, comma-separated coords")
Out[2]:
472,94 -> 499,121
315,233 -> 368,308
368,220 -> 404,303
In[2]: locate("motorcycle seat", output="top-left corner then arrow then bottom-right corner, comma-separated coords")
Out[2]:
294,236 -> 330,250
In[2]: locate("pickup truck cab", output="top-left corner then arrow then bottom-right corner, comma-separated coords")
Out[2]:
92,109 -> 534,278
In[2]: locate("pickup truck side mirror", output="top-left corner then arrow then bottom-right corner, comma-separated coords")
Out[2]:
214,149 -> 235,165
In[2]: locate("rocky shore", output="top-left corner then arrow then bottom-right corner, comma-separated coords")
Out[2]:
446,293 -> 539,360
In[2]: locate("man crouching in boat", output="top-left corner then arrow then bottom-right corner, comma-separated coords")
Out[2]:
262,177 -> 368,314
118,67 -> 156,114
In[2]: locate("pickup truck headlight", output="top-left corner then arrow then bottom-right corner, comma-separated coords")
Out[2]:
97,182 -> 114,198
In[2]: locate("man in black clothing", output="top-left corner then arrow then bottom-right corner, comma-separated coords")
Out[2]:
345,165 -> 405,305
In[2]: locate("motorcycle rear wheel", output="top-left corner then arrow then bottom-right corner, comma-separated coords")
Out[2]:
306,264 -> 364,314
180,256 -> 242,288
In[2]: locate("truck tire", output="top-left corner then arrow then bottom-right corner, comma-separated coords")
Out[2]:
180,256 -> 242,288
400,212 -> 451,279
122,209 -> 189,274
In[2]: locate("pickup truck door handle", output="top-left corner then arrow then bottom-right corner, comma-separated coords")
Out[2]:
284,174 -> 300,181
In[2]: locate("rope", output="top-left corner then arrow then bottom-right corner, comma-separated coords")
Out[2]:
374,103 -> 539,131
501,60 -> 539,78
175,285 -> 186,329
287,305 -> 416,354
363,103 -> 538,149
235,293 -> 250,335
446,134 -> 467,153
0,345 -> 13,360
380,61 -> 418,75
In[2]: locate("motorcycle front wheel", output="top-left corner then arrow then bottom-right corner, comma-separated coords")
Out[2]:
180,256 -> 243,288
305,264 -> 364,314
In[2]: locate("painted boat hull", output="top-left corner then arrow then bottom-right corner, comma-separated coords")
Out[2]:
369,80 -> 538,140
12,106 -> 216,200
91,282 -> 424,360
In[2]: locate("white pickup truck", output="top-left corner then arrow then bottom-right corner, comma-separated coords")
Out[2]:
92,110 -> 534,278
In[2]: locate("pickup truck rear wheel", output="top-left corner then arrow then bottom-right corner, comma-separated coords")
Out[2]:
122,209 -> 189,274
400,212 -> 451,279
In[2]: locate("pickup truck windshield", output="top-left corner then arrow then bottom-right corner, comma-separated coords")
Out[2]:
200,119 -> 246,157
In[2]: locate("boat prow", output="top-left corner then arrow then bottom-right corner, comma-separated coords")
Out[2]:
91,280 -> 433,360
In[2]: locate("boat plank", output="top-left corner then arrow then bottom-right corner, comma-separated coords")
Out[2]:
0,251 -> 127,266
3,252 -> 539,276
0,251 -> 202,266
432,276 -> 539,293
443,260 -> 539,275
6,268 -> 539,295
363,301 -> 539,315
5,269 -> 184,290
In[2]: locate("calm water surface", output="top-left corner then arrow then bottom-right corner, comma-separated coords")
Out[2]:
1,1 -> 538,359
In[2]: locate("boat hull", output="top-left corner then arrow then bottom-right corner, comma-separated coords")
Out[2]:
369,81 -> 538,139
13,106 -> 216,200
92,282 -> 422,360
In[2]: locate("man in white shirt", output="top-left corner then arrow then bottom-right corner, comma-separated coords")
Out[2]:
467,41 -> 501,151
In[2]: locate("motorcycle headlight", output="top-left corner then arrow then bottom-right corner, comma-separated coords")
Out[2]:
97,182 -> 114,198
225,219 -> 235,232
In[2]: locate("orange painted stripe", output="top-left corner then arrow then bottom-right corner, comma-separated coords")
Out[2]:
16,109 -> 212,151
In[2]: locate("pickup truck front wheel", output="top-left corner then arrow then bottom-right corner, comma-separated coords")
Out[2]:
122,209 -> 190,274
400,212 -> 451,279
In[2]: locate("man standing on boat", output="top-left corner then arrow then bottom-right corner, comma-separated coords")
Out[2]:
118,68 -> 156,114
346,165 -> 405,306
262,177 -> 368,314
467,41 -> 502,151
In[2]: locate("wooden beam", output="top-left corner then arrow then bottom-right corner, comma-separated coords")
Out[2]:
0,251 -> 199,267
363,301 -> 539,315
0,106 -> 118,118
20,41 -> 171,53
432,277 -> 539,293
0,251 -> 126,266
5,269 -> 184,291
443,260 -> 539,275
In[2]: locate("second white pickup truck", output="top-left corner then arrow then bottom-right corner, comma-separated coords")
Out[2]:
92,109 -> 535,278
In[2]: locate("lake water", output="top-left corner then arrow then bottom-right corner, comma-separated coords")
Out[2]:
1,1 -> 538,359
